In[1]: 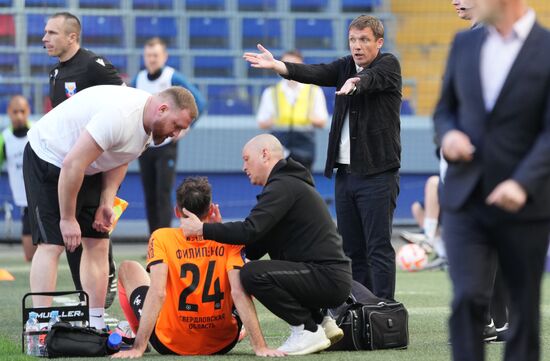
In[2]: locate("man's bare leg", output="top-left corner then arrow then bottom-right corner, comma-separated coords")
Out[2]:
29,244 -> 64,307
80,237 -> 109,329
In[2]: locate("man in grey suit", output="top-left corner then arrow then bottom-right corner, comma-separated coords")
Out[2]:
433,1 -> 550,360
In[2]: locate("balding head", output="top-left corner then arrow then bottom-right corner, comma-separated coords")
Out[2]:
242,134 -> 285,186
7,95 -> 30,129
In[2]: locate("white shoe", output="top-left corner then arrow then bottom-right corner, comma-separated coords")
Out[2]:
321,316 -> 344,345
277,324 -> 331,355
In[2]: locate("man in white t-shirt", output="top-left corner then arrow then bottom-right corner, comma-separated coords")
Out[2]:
256,50 -> 328,171
23,85 -> 197,329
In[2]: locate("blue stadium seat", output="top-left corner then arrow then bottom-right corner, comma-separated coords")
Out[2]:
0,0 -> 12,7
238,0 -> 276,11
290,0 -> 328,12
186,0 -> 225,11
194,56 -> 233,78
189,17 -> 229,49
29,53 -> 56,76
321,86 -> 335,114
304,56 -> 335,65
242,18 -> 281,49
295,19 -> 333,50
26,14 -> 48,47
0,14 -> 14,46
133,0 -> 172,9
135,17 -> 177,48
342,0 -> 381,12
138,55 -> 179,69
106,55 -> 128,76
207,85 -> 253,115
25,0 -> 66,7
0,84 -> 23,114
0,53 -> 18,75
82,16 -> 124,47
79,0 -> 121,8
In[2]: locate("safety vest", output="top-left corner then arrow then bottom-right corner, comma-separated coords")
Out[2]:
273,82 -> 314,129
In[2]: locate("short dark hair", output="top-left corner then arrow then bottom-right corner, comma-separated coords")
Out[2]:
50,12 -> 82,42
144,37 -> 167,50
176,177 -> 212,219
281,50 -> 303,61
349,15 -> 384,40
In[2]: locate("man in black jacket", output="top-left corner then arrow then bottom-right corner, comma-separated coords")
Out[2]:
180,134 -> 352,356
243,15 -> 401,300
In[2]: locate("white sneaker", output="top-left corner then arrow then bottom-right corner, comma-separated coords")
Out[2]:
321,316 -> 344,345
277,324 -> 331,355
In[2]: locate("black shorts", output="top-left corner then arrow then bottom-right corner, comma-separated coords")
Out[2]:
22,143 -> 109,246
21,207 -> 30,236
129,286 -> 241,355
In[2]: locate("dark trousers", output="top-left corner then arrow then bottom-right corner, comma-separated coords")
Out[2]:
66,242 -> 115,292
335,168 -> 399,300
139,142 -> 177,234
240,260 -> 352,331
443,199 -> 550,361
490,266 -> 509,329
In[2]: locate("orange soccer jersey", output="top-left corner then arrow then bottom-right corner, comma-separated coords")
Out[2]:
146,228 -> 245,355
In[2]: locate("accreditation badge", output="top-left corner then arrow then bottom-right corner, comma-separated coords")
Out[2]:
65,82 -> 77,98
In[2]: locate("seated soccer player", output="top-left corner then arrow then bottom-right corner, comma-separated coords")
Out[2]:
113,177 -> 284,358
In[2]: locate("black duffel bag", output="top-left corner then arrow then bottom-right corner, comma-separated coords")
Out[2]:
327,281 -> 409,351
45,322 -> 115,358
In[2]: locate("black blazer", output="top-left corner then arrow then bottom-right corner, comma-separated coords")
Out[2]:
284,54 -> 402,178
433,22 -> 550,220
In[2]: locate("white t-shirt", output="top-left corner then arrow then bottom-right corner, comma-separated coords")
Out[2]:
28,85 -> 152,175
2,127 -> 28,207
256,80 -> 328,127
337,65 -> 363,165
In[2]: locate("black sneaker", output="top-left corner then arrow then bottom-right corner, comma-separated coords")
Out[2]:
493,323 -> 509,343
104,261 -> 117,309
483,321 -> 497,343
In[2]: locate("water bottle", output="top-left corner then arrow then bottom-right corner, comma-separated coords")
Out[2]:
25,312 -> 40,356
39,310 -> 61,357
105,333 -> 122,355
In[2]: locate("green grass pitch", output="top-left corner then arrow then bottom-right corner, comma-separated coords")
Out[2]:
1,243 -> 550,360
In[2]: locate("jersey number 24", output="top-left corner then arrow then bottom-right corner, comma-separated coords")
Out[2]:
179,260 -> 225,312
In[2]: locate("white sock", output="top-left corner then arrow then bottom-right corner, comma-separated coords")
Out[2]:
433,236 -> 447,259
423,218 -> 439,242
89,307 -> 106,330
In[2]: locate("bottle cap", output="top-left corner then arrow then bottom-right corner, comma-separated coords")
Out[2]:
107,333 -> 122,349
50,310 -> 59,318
29,312 -> 38,319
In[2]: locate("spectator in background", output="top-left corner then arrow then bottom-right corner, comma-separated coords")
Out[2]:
43,11 -> 124,309
131,37 -> 206,235
256,50 -> 328,171
243,15 -> 401,300
0,96 -> 35,262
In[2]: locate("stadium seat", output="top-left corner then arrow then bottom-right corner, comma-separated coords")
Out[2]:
25,0 -> 66,7
207,85 -> 253,115
29,53 -> 56,76
342,0 -> 380,12
132,0 -> 172,9
106,55 -> 128,77
0,84 -> 23,114
26,14 -> 48,47
304,56 -> 336,65
0,14 -> 14,46
295,19 -> 333,50
0,53 -> 18,75
186,0 -> 225,11
135,17 -> 177,48
189,17 -> 229,49
0,0 -> 12,7
138,54 -> 180,69
238,0 -> 276,11
194,56 -> 233,78
79,0 -> 121,9
320,86 -> 335,114
242,18 -> 281,49
82,16 -> 124,48
290,0 -> 328,12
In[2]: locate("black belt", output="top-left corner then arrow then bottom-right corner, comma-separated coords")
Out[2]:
335,163 -> 352,174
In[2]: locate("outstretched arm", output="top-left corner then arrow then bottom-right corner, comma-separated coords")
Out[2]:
243,44 -> 289,76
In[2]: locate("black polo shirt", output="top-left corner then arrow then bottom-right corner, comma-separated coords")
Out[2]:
49,48 -> 123,107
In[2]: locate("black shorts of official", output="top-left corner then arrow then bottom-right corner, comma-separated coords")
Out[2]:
21,207 -> 31,236
22,143 -> 109,246
129,286 -> 241,355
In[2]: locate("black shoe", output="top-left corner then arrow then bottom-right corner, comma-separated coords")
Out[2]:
493,323 -> 509,343
483,321 -> 497,343
104,262 -> 117,309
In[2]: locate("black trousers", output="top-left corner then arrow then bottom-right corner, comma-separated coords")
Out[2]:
443,198 -> 550,361
490,266 -> 509,329
66,242 -> 115,292
139,142 -> 178,234
240,260 -> 352,331
335,167 -> 399,300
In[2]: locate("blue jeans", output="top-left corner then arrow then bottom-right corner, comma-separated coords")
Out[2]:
335,167 -> 399,300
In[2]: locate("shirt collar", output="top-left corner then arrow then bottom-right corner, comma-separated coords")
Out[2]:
486,8 -> 535,41
355,64 -> 363,73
